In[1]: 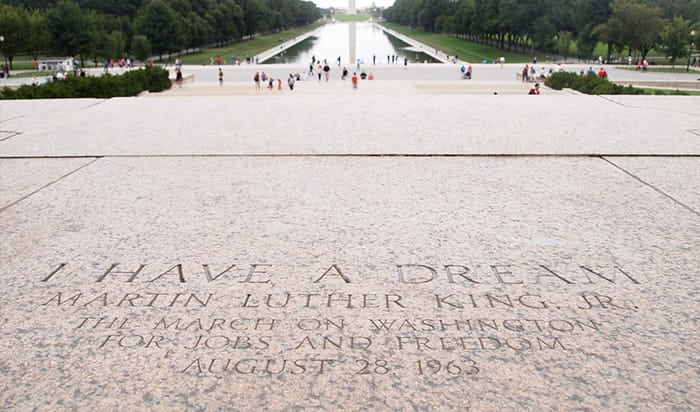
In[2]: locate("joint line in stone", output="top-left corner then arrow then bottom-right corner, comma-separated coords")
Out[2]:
0,157 -> 102,213
601,156 -> 699,217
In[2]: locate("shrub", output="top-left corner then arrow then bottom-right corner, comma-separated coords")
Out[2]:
544,71 -> 579,90
0,66 -> 171,99
545,71 -> 645,95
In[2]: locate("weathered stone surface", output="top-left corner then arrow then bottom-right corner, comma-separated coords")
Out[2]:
0,158 -> 97,210
1,94 -> 699,157
1,155 -> 698,410
605,156 -> 700,213
1,64 -> 698,409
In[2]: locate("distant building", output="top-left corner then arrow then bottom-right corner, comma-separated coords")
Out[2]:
38,57 -> 75,72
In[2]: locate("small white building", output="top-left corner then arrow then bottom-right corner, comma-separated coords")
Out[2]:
38,57 -> 75,72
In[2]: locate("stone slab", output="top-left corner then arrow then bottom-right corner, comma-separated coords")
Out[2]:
0,132 -> 17,144
0,158 -> 98,210
0,99 -> 102,123
1,94 -> 698,157
0,156 -> 698,410
605,156 -> 700,213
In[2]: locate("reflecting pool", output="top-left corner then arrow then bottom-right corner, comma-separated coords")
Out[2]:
264,22 -> 439,65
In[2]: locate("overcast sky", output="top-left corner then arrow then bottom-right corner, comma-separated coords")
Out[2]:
312,0 -> 395,10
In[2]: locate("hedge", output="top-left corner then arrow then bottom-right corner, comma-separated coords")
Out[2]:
0,66 -> 171,100
544,72 -> 643,95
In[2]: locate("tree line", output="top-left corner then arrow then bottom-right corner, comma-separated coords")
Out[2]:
383,0 -> 700,63
0,0 -> 320,68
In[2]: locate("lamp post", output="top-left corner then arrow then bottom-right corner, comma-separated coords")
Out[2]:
0,35 -> 5,80
687,30 -> 696,72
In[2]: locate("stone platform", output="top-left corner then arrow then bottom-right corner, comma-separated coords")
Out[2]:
0,77 -> 699,410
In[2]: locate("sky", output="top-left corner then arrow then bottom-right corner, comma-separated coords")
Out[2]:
312,0 -> 396,10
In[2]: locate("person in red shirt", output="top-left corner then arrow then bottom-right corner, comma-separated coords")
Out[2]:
598,67 -> 607,79
351,72 -> 358,89
528,83 -> 540,95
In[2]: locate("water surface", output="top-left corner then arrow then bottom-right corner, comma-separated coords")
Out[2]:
264,22 -> 438,65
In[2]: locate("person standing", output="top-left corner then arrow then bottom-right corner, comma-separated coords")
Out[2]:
218,68 -> 223,85
323,63 -> 330,81
175,68 -> 183,87
288,73 -> 296,90
351,72 -> 358,89
253,71 -> 260,90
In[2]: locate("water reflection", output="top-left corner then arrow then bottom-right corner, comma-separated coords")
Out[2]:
264,22 -> 438,65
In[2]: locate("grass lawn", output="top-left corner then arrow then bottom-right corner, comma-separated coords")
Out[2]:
616,66 -> 699,74
381,23 -> 532,63
4,61 -> 37,70
333,14 -> 371,22
637,87 -> 700,95
177,22 -> 324,65
2,71 -> 42,79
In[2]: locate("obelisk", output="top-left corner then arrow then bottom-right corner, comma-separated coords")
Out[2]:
349,22 -> 356,64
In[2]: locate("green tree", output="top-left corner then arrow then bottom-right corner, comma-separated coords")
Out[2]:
102,30 -> 126,60
0,5 -> 30,69
135,0 -> 182,59
294,1 -> 319,26
26,8 -> 49,61
659,16 -> 691,67
45,0 -> 100,64
531,15 -> 557,51
498,0 -> 529,50
131,34 -> 151,62
556,30 -> 573,61
212,0 -> 244,43
238,0 -> 270,38
575,29 -> 597,60
600,0 -> 667,60
473,0 -> 501,46
183,12 -> 212,50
